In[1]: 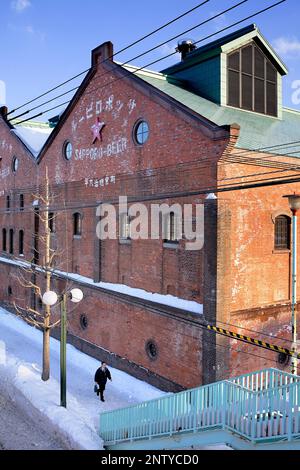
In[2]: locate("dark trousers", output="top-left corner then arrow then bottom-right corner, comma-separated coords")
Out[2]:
98,385 -> 105,401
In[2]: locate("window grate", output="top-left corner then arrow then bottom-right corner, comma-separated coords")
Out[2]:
227,43 -> 277,117
274,215 -> 290,250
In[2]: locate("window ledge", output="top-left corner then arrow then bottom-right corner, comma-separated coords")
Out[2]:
119,238 -> 132,245
273,249 -> 291,254
73,235 -> 82,240
163,241 -> 179,249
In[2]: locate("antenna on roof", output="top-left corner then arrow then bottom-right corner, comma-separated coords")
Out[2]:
176,39 -> 197,61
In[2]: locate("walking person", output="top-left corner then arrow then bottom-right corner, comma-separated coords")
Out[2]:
94,362 -> 112,402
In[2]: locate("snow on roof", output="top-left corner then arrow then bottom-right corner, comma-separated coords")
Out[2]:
11,122 -> 53,158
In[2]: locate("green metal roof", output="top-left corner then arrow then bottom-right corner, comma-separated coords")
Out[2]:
128,67 -> 300,159
161,24 -> 288,77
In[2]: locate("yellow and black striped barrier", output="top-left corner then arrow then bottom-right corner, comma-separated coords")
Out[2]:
206,324 -> 300,359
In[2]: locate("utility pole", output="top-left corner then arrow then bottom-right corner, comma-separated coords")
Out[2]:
291,206 -> 298,375
60,293 -> 67,408
283,194 -> 300,375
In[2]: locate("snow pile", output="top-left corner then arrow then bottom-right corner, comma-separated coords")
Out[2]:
0,307 -> 165,450
12,125 -> 52,157
57,271 -> 204,315
0,256 -> 203,315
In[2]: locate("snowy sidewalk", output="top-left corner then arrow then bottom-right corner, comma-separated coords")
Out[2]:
0,307 -> 165,450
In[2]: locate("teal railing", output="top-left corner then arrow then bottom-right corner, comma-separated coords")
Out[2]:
99,368 -> 300,446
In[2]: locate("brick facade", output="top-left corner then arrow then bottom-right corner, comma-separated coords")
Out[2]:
0,39 -> 299,390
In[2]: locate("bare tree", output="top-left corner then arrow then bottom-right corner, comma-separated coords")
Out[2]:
13,167 -> 63,381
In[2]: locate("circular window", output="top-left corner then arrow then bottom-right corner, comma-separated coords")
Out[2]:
145,340 -> 158,360
12,157 -> 19,173
63,141 -> 73,161
80,314 -> 88,330
278,352 -> 289,365
134,120 -> 149,145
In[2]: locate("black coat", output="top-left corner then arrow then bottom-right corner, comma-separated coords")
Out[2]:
94,367 -> 111,387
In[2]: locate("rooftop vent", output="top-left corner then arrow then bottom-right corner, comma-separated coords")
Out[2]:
176,39 -> 197,61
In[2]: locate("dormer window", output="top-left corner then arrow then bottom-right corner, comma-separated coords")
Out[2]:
227,43 -> 277,117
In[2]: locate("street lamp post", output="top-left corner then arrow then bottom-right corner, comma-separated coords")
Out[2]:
42,288 -> 83,407
283,194 -> 300,375
60,293 -> 67,408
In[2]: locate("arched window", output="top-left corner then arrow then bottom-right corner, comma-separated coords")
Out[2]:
20,194 -> 24,211
2,229 -> 7,252
9,229 -> 14,255
119,212 -> 131,240
274,215 -> 291,250
164,211 -> 180,243
49,212 -> 55,233
73,212 -> 82,236
19,230 -> 24,255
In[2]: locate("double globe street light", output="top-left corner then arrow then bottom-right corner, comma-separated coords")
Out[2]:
42,288 -> 84,407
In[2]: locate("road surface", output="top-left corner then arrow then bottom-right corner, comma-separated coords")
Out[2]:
0,391 -> 66,450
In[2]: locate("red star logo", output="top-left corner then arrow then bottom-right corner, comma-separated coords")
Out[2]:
91,117 -> 105,144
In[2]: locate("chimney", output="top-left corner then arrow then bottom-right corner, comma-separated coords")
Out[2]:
0,80 -> 6,106
176,39 -> 197,61
91,41 -> 114,67
0,106 -> 8,119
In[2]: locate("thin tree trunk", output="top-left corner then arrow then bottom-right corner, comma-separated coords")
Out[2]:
42,167 -> 51,381
42,326 -> 50,381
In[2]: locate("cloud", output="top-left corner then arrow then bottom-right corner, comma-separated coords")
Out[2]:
7,22 -> 45,42
273,37 -> 300,58
210,11 -> 228,32
25,25 -> 34,34
160,43 -> 177,56
11,0 -> 31,13
25,25 -> 46,41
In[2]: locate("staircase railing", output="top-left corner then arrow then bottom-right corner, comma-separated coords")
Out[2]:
99,368 -> 300,446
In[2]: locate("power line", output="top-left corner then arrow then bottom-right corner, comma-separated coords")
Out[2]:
2,253 -> 292,357
4,130 -> 300,202
215,319 -> 293,344
6,0 -> 211,118
3,171 -> 300,215
5,250 -> 293,346
2,163 -> 300,215
9,0 -> 249,122
10,0 -> 286,127
206,323 -> 298,359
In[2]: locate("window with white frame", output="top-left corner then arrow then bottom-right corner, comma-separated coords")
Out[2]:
119,213 -> 131,240
164,211 -> 180,243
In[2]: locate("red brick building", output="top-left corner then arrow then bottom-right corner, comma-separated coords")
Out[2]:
1,24 -> 300,390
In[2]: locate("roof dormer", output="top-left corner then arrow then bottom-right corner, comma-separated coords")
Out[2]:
161,24 -> 288,119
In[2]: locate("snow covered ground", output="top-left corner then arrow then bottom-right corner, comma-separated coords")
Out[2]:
0,307 -> 231,451
0,307 -> 165,450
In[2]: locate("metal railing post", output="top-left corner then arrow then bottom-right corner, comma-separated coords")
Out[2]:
222,382 -> 227,430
